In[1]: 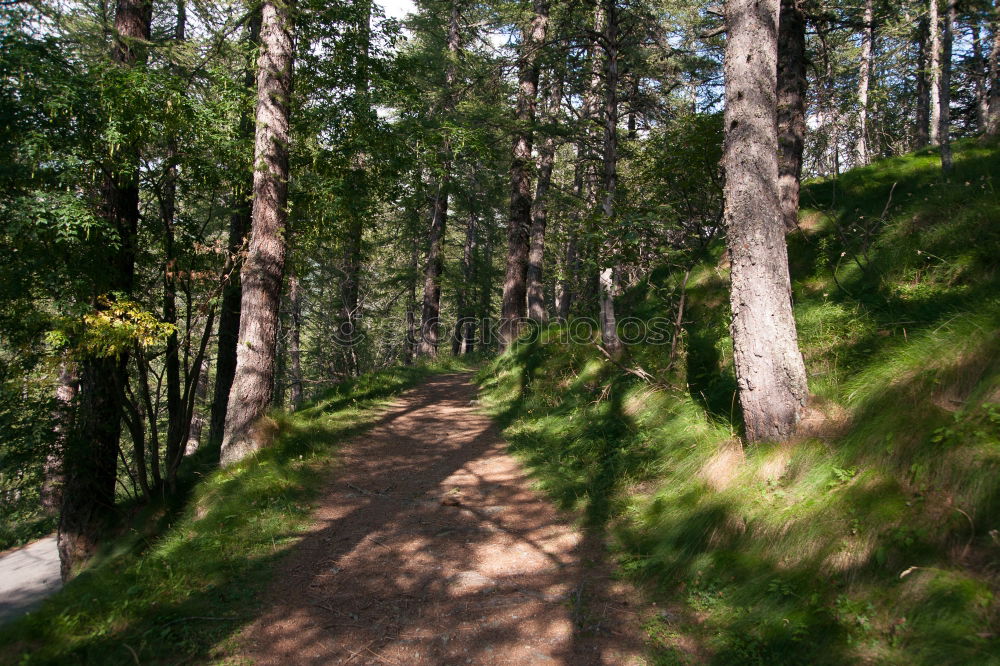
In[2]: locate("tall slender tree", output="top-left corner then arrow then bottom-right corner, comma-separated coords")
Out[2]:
856,0 -> 874,165
220,0 -> 295,466
418,0 -> 461,357
930,0 -> 942,145
499,0 -> 550,350
939,0 -> 954,172
989,1 -> 1000,136
723,0 -> 808,442
777,0 -> 807,231
526,72 -> 561,324
598,0 -> 622,356
915,14 -> 931,147
209,11 -> 261,452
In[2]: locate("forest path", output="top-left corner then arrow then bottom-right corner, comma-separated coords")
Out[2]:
0,535 -> 61,627
236,372 -> 646,665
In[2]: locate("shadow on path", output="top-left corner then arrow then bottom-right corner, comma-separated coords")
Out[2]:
237,373 -> 645,665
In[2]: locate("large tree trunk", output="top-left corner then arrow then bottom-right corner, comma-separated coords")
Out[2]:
526,73 -> 561,324
915,15 -> 931,148
930,0 -> 941,145
777,0 -> 807,232
417,2 -> 460,358
855,0 -> 873,165
209,11 -> 260,453
939,0 -> 954,172
220,0 -> 295,467
58,0 -> 150,580
723,0 -> 808,443
499,0 -> 550,350
598,0 -> 621,357
988,2 -> 1000,137
43,363 -> 76,516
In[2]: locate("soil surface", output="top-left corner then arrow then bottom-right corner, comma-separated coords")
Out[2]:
0,536 -> 61,627
236,373 -> 646,665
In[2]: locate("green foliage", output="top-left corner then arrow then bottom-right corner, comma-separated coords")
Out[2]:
478,141 -> 1000,664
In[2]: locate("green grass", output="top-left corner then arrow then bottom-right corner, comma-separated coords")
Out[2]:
478,139 -> 1000,664
0,358 -> 472,665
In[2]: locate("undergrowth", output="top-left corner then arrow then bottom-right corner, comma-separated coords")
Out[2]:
0,358 -> 471,665
478,139 -> 1000,664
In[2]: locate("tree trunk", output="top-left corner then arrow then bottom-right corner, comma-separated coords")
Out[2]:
555,148 -> 584,321
526,73 -> 561,324
220,0 -> 294,467
417,1 -> 460,358
723,0 -> 808,443
777,0 -> 807,232
855,0 -> 873,165
209,10 -> 260,452
185,357 -> 209,455
915,15 -> 931,148
499,0 -> 550,350
930,0 -> 941,145
478,217 -> 494,353
454,212 -> 477,354
939,0 -> 954,173
43,362 -> 76,516
418,188 -> 447,357
339,0 -> 372,374
598,0 -> 621,357
972,17 -> 990,130
58,0 -> 150,580
988,2 -> 1000,137
288,268 -> 304,408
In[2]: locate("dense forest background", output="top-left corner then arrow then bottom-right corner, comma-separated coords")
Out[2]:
1,0 -> 999,659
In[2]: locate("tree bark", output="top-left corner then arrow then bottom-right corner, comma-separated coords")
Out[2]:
972,17 -> 990,130
526,73 -> 561,324
220,0 -> 295,466
777,0 -> 807,232
939,0 -> 954,173
339,0 -> 372,374
915,15 -> 931,148
185,357 -> 209,455
417,1 -> 461,358
453,212 -> 477,355
988,2 -> 1000,137
723,0 -> 808,443
43,362 -> 76,516
930,0 -> 941,145
287,268 -> 304,408
58,0 -> 150,580
209,10 -> 260,453
598,0 -> 621,357
855,0 -> 873,165
499,0 -> 550,350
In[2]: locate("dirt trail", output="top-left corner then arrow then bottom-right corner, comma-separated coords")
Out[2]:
237,373 -> 645,665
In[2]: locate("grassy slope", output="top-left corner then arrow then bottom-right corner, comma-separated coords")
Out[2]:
0,360 -> 471,665
478,139 -> 1000,664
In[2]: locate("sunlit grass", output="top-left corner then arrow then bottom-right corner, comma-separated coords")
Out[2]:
478,140 -> 1000,664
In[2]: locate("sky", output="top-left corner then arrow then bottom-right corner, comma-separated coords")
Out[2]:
379,0 -> 417,20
